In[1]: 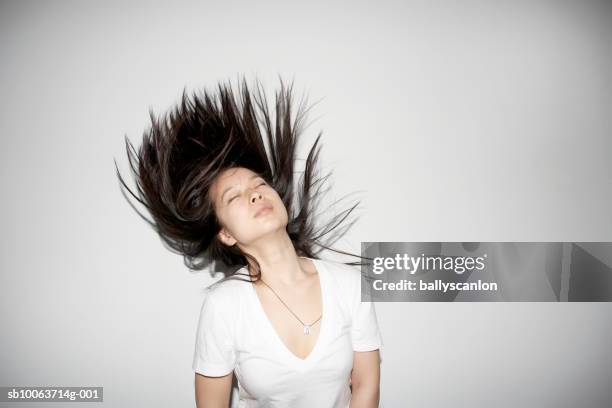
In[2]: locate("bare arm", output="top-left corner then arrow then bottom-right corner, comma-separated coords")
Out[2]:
349,350 -> 380,408
195,372 -> 233,408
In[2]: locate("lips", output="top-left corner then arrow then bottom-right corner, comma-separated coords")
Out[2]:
254,203 -> 273,218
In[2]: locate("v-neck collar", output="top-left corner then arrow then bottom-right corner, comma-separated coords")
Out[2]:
248,257 -> 327,368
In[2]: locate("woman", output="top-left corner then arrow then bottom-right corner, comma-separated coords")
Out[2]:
117,77 -> 383,407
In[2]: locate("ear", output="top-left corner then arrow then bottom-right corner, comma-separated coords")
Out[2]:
217,228 -> 237,247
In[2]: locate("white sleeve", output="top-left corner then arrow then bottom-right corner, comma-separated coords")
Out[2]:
351,270 -> 383,353
192,289 -> 236,376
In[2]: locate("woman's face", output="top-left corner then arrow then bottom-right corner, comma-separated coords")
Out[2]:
209,167 -> 288,247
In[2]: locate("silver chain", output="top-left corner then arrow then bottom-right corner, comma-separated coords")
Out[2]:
258,279 -> 322,334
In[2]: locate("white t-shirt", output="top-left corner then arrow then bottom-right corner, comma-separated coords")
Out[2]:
192,257 -> 383,408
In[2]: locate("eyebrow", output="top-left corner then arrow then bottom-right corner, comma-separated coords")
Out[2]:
220,174 -> 262,202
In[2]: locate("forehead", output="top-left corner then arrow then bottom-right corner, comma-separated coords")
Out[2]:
215,167 -> 259,184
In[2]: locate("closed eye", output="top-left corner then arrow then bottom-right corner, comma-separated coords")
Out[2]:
227,181 -> 266,204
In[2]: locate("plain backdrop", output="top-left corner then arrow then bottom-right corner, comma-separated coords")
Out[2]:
1,0 -> 611,407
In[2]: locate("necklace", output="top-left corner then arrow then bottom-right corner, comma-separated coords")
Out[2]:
258,279 -> 322,335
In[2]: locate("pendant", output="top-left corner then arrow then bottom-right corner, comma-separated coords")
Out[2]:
303,325 -> 311,335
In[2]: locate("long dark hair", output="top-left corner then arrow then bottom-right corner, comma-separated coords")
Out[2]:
115,76 -> 362,282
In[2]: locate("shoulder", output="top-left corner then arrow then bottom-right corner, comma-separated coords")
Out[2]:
207,274 -> 248,295
314,258 -> 361,290
314,258 -> 365,321
200,271 -> 250,313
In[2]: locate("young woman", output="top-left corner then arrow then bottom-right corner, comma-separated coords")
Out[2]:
117,77 -> 383,407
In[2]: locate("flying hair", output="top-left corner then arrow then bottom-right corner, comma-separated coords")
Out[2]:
115,76 -> 362,282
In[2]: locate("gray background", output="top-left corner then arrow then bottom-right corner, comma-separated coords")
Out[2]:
1,0 -> 611,407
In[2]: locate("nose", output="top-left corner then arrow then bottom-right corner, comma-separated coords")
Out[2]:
250,191 -> 263,204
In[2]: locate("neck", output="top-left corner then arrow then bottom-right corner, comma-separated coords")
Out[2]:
239,229 -> 310,286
